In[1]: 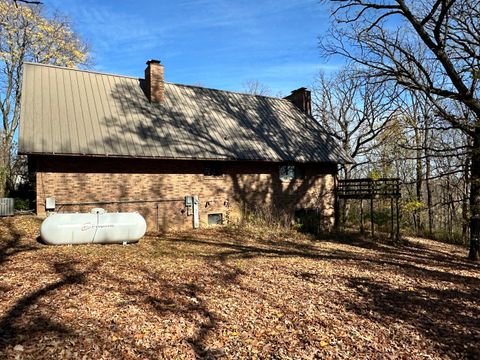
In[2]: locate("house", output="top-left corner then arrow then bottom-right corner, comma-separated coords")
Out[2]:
18,60 -> 351,231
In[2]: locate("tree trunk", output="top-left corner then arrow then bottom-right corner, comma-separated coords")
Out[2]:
414,125 -> 423,234
425,131 -> 433,238
0,136 -> 11,197
341,165 -> 351,226
468,129 -> 480,261
446,178 -> 452,239
462,139 -> 471,241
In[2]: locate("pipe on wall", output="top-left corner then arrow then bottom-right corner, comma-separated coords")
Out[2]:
55,198 -> 184,208
54,198 -> 185,232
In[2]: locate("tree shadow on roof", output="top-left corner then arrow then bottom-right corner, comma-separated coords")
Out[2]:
96,78 -> 343,162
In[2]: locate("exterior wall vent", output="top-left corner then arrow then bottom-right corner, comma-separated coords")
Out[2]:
208,213 -> 223,225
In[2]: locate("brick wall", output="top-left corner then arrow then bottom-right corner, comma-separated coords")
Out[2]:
32,156 -> 337,232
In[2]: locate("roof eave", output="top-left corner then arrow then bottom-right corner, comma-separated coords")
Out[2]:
21,151 -> 343,164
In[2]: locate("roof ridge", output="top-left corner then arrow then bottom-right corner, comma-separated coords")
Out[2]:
23,62 -> 142,80
167,82 -> 287,101
23,61 -> 289,102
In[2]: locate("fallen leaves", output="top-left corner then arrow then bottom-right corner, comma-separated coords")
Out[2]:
0,216 -> 479,359
13,344 -> 23,352
319,340 -> 329,347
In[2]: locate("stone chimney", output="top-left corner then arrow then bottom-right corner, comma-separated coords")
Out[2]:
284,87 -> 311,116
145,59 -> 164,103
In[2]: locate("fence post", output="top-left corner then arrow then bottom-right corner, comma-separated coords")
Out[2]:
390,198 -> 394,239
370,180 -> 375,237
360,199 -> 364,234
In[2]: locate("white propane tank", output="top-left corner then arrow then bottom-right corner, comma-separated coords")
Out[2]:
40,209 -> 147,245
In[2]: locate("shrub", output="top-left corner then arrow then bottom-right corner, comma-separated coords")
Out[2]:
14,198 -> 30,211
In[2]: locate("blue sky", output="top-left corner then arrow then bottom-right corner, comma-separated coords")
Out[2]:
47,0 -> 340,96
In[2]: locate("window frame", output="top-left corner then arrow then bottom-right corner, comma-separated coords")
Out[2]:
208,213 -> 224,225
279,164 -> 304,182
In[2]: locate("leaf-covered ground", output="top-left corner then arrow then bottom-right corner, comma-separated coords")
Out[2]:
0,215 -> 479,359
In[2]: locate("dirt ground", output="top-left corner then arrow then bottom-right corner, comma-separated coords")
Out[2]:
0,215 -> 479,359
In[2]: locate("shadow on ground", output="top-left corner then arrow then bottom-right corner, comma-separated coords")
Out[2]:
161,227 -> 480,357
1,217 -> 479,358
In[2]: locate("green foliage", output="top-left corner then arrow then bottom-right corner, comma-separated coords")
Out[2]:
432,230 -> 467,246
403,200 -> 425,213
369,208 -> 391,227
367,169 -> 382,180
14,197 -> 29,211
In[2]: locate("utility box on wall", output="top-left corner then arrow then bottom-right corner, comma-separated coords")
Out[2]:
45,197 -> 56,211
0,198 -> 14,216
193,196 -> 199,229
184,195 -> 200,229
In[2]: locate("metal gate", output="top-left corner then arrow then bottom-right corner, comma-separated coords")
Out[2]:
0,198 -> 14,216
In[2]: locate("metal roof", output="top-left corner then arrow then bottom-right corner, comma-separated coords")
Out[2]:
19,62 -> 352,163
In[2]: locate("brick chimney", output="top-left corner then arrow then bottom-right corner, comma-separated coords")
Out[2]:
145,59 -> 164,103
284,87 -> 311,116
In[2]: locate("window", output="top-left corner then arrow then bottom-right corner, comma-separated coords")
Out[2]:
204,163 -> 223,177
208,213 -> 223,225
279,165 -> 304,181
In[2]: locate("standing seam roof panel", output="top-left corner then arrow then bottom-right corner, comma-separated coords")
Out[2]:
18,64 -> 31,153
187,86 -> 228,159
59,68 -> 75,153
32,67 -> 42,153
150,93 -> 177,159
40,66 -> 52,154
99,74 -> 129,156
196,88 -> 236,159
280,100 -> 330,162
232,92 -> 271,160
108,76 -> 139,157
92,73 -> 115,155
255,96 -> 294,161
86,71 -> 110,155
219,91 -> 261,161
55,69 -> 71,153
64,68 -> 80,154
207,88 -> 255,160
168,84 -> 208,159
70,69 -> 90,154
49,68 -> 61,153
19,62 -> 353,164
274,100 -> 321,161
86,70 -> 108,155
129,78 -> 163,158
230,92 -> 280,161
118,77 -> 151,158
165,84 -> 197,159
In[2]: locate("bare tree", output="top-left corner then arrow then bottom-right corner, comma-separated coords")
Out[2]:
312,67 -> 395,179
399,94 -> 468,237
321,0 -> 480,260
13,0 -> 42,6
242,80 -> 272,96
394,90 -> 434,234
